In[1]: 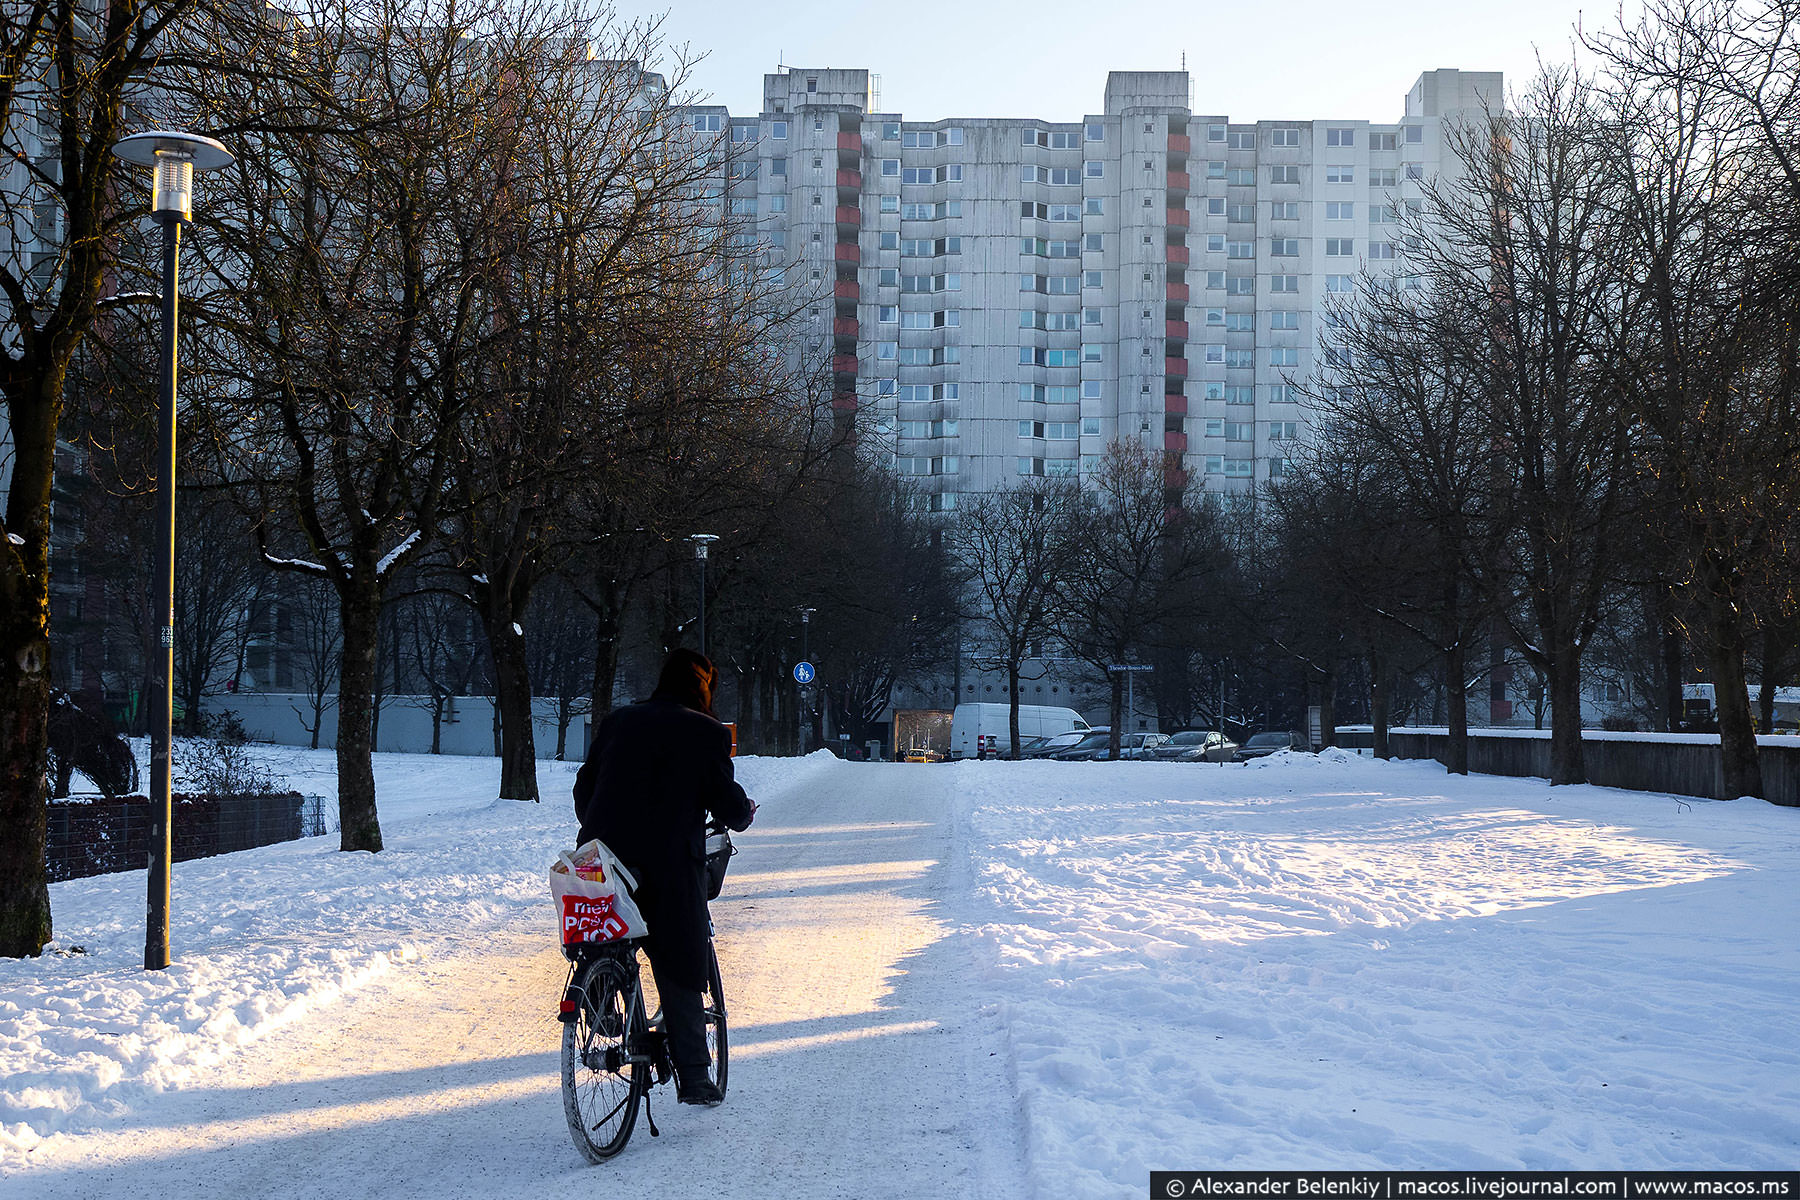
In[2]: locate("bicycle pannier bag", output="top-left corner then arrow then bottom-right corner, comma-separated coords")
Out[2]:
551,839 -> 650,946
704,826 -> 734,901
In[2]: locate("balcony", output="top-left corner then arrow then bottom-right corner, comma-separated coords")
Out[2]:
837,131 -> 862,154
834,242 -> 861,263
832,355 -> 858,375
833,279 -> 859,300
833,317 -> 859,338
836,206 -> 862,229
1166,243 -> 1189,266
832,391 -> 859,412
1163,393 -> 1188,416
1164,431 -> 1188,453
1165,468 -> 1189,491
1167,133 -> 1191,157
1166,319 -> 1189,341
1165,356 -> 1188,377
836,168 -> 862,191
1166,170 -> 1190,194
1166,207 -> 1189,229
1166,282 -> 1190,303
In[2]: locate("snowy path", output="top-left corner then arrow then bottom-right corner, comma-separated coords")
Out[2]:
13,761 -> 1029,1198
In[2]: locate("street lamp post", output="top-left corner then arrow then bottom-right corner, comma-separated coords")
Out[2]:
688,534 -> 719,657
113,131 -> 233,972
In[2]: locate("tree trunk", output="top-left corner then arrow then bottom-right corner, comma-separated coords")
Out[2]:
1007,662 -> 1023,760
1546,639 -> 1586,786
487,610 -> 539,802
1757,628 -> 1780,735
0,578 -> 53,957
431,693 -> 444,755
1445,642 -> 1469,775
589,602 -> 621,725
1370,652 -> 1391,761
1657,584 -> 1684,733
335,583 -> 385,852
1708,608 -> 1764,801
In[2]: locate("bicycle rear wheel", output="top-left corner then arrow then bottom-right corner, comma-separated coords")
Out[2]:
561,956 -> 643,1162
702,940 -> 728,1097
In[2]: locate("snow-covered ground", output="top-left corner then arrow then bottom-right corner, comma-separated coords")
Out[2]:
4,746 -> 1797,1196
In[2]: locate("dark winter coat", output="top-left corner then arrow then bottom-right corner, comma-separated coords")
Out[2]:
572,700 -> 754,989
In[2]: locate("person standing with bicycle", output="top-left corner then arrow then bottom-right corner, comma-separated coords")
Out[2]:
573,648 -> 756,1107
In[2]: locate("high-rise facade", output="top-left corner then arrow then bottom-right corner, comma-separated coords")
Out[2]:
691,67 -> 1502,508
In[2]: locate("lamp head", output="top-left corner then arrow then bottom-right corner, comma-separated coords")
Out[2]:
113,131 -> 233,223
688,532 -> 719,560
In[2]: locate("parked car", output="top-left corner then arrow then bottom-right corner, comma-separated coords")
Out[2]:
1021,729 -> 1090,759
1153,730 -> 1239,762
949,703 -> 1090,760
1231,730 -> 1311,762
1053,730 -> 1165,761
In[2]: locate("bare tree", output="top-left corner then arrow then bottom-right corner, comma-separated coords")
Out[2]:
951,478 -> 1079,759
1412,70 -> 1638,784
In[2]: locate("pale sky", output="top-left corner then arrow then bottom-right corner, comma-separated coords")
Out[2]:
626,0 -> 1630,123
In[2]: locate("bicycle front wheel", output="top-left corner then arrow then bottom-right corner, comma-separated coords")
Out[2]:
561,956 -> 642,1162
702,940 -> 728,1097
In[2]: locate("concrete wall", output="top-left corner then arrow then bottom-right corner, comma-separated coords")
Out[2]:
204,693 -> 589,760
1368,728 -> 1800,807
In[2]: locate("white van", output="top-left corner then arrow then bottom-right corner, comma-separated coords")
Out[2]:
948,703 -> 1090,760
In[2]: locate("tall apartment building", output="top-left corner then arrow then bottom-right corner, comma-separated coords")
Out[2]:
693,67 -> 1503,509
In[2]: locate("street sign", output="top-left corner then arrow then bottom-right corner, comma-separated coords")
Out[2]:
793,661 -> 815,685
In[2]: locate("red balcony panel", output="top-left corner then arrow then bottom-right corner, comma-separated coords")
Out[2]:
1166,170 -> 1190,192
836,168 -> 862,190
1166,207 -> 1189,228
1166,243 -> 1189,266
832,355 -> 858,375
1166,282 -> 1189,303
1165,356 -> 1188,377
1165,431 -> 1188,452
837,131 -> 863,153
1165,469 -> 1189,491
1167,133 -> 1191,156
833,394 -> 859,412
834,243 -> 862,264
833,317 -> 859,337
833,279 -> 859,299
834,205 -> 862,226
1163,394 -> 1189,416
1166,319 -> 1189,341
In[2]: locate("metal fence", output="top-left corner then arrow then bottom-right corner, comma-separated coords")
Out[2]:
46,792 -> 333,882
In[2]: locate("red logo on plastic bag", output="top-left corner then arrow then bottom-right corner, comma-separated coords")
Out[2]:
562,894 -> 630,944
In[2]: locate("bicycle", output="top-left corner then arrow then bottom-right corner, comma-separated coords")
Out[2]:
557,822 -> 734,1163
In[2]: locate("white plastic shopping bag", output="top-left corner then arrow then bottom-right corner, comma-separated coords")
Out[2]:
550,839 -> 649,946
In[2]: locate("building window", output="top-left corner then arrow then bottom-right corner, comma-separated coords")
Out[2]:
770,158 -> 787,176
692,114 -> 722,132
807,77 -> 818,92
1085,160 -> 1104,178
1208,124 -> 1226,142
1368,241 -> 1397,259
1228,131 -> 1255,150
1326,164 -> 1354,184
1270,165 -> 1299,184
1326,127 -> 1355,147
1086,122 -> 1105,141
1326,238 -> 1354,256
1271,128 -> 1300,147
1270,237 -> 1299,257
1085,197 -> 1105,215
882,159 -> 900,176
1371,131 -> 1397,151
1325,274 -> 1354,292
1326,201 -> 1354,220
880,194 -> 900,213
1081,379 -> 1102,399
1370,168 -> 1399,189
1269,384 -> 1298,403
1269,347 -> 1298,367
1226,276 -> 1254,295
1270,201 -> 1299,221
1405,125 -> 1423,143
1270,421 -> 1299,441
1271,274 -> 1299,292
1207,160 -> 1226,179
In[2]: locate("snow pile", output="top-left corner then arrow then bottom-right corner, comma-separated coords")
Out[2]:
948,755 -> 1800,1188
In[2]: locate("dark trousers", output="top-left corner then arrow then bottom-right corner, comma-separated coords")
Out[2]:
644,945 -> 709,1080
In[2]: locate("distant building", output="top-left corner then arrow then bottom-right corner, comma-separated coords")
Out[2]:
688,66 -> 1503,509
